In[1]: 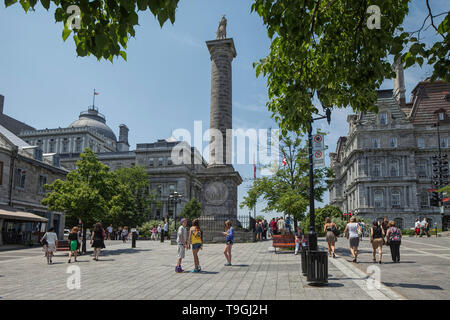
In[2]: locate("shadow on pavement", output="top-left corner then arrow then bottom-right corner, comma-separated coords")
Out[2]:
327,282 -> 345,288
230,264 -> 249,267
101,248 -> 151,256
383,282 -> 443,290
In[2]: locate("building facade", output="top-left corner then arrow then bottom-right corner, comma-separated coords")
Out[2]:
329,73 -> 450,230
0,124 -> 68,246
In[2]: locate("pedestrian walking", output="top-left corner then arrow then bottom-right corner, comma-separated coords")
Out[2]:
386,221 -> 402,263
285,216 -> 291,234
323,217 -> 337,258
256,219 -> 263,241
175,218 -> 188,273
268,218 -> 275,238
344,217 -> 362,263
223,220 -> 234,266
164,221 -> 169,240
294,227 -> 303,255
117,227 -> 123,240
151,225 -> 157,241
68,226 -> 79,263
90,223 -> 106,261
414,219 -> 420,237
107,225 -> 113,240
370,221 -> 385,264
158,224 -> 162,241
40,227 -> 58,265
122,226 -> 128,243
188,218 -> 203,273
381,217 -> 389,236
359,220 -> 366,241
263,219 -> 268,240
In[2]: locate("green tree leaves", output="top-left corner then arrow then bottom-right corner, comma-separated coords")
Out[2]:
252,0 -> 448,132
179,198 -> 201,221
7,0 -> 180,61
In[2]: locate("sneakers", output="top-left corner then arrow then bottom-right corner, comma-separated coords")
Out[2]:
175,266 -> 184,273
224,262 -> 232,266
197,265 -> 201,272
192,268 -> 200,273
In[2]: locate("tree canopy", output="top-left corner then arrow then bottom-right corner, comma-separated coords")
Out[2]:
179,198 -> 201,221
240,134 -> 333,221
252,0 -> 449,133
6,0 -> 179,61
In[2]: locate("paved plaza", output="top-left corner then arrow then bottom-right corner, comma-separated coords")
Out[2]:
0,237 -> 448,300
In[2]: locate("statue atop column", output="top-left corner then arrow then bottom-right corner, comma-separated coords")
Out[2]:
216,15 -> 227,39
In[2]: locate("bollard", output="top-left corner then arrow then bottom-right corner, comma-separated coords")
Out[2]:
306,250 -> 328,286
131,231 -> 137,248
300,245 -> 308,276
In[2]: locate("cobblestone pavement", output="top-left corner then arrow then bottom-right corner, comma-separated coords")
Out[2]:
329,235 -> 450,300
0,239 -> 408,300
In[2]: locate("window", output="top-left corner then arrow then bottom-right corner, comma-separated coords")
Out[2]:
0,161 -> 3,185
37,140 -> 42,149
394,218 -> 403,230
158,157 -> 163,166
440,137 -> 448,148
15,168 -> 26,189
62,139 -> 69,153
438,112 -> 444,121
417,138 -> 425,149
390,137 -> 397,148
75,138 -> 82,152
38,175 -> 47,194
374,190 -> 383,208
167,157 -> 173,165
372,138 -> 380,148
379,113 -> 387,125
372,160 -> 381,177
49,139 -> 55,153
390,160 -> 399,177
149,158 -> 154,167
157,185 -> 163,197
420,193 -> 429,207
169,184 -> 175,193
391,190 -> 401,208
417,161 -> 427,178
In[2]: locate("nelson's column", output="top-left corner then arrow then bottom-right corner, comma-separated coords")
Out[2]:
198,16 -> 243,240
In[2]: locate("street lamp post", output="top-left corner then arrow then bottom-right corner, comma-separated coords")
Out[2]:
169,191 -> 183,233
307,107 -> 331,251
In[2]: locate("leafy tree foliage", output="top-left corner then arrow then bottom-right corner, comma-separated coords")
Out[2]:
179,198 -> 201,221
42,149 -> 153,251
6,0 -> 179,61
252,0 -> 449,133
240,134 -> 333,222
301,204 -> 342,235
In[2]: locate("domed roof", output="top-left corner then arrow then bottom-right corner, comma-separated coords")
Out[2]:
69,106 -> 117,141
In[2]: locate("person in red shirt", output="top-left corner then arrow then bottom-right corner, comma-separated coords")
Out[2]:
270,218 -> 278,235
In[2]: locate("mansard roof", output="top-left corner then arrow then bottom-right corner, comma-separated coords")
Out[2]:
409,80 -> 450,125
358,89 -> 408,126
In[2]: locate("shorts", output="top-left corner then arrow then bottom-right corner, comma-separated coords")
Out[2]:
414,228 -> 420,234
371,238 -> 384,249
192,243 -> 202,250
349,237 -> 360,248
177,244 -> 185,259
226,240 -> 233,245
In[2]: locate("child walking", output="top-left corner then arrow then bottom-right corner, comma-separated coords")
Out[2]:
175,218 -> 188,273
188,218 -> 203,273
223,220 -> 234,266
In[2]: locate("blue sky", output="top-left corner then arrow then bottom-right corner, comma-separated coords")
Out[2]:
0,0 -> 447,219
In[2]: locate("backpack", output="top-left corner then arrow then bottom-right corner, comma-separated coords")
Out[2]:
331,225 -> 340,237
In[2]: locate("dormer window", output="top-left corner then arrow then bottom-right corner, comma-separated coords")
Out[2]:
438,112 -> 445,121
379,113 -> 387,125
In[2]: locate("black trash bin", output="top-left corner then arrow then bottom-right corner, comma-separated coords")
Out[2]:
306,250 -> 328,285
300,246 -> 308,276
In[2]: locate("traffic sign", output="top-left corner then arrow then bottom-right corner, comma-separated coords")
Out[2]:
313,149 -> 325,167
313,134 -> 324,150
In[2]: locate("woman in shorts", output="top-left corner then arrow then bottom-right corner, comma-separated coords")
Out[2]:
188,218 -> 203,273
223,220 -> 234,266
370,221 -> 385,264
344,217 -> 362,263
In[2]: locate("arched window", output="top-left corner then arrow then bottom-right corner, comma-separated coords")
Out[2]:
394,218 -> 403,230
391,190 -> 401,208
390,159 -> 399,176
374,190 -> 383,208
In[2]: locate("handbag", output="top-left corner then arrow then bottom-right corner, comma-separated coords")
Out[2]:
331,225 -> 340,237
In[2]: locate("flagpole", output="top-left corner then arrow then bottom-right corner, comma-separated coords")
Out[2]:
93,89 -> 96,108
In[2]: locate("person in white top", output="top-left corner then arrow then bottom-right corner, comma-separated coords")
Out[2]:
414,219 -> 420,237
344,217 -> 362,263
40,227 -> 58,265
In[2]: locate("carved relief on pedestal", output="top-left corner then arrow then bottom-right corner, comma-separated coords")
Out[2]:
204,181 -> 229,206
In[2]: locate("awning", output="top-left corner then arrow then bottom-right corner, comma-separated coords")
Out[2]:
0,206 -> 48,223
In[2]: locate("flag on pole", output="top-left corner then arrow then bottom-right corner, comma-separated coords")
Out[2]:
282,157 -> 287,166
94,91 -> 100,95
